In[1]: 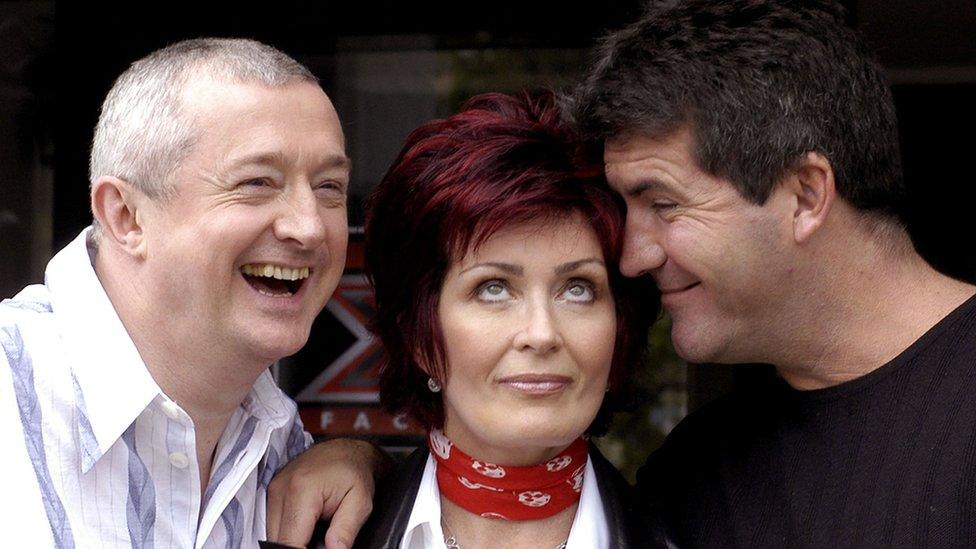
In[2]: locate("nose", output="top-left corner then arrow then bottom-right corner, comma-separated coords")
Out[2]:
619,212 -> 667,277
513,297 -> 563,355
274,184 -> 328,249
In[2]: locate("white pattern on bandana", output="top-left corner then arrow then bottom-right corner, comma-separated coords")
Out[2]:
546,455 -> 573,472
429,428 -> 453,459
471,460 -> 506,478
517,491 -> 552,507
458,476 -> 505,492
568,465 -> 585,493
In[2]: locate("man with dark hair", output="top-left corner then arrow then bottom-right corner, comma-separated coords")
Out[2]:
571,0 -> 976,546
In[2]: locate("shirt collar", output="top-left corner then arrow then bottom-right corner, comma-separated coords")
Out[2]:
241,369 -> 298,428
402,454 -> 447,549
46,228 -> 162,471
400,452 -> 608,549
565,457 -> 609,548
49,229 -> 298,470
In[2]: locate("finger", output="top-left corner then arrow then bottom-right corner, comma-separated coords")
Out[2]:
266,476 -> 286,540
323,486 -> 373,549
274,503 -> 323,547
271,477 -> 333,547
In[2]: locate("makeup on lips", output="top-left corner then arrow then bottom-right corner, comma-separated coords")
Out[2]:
497,374 -> 573,396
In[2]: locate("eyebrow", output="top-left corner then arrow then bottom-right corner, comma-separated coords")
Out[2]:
459,258 -> 604,277
626,177 -> 675,198
459,262 -> 523,276
555,258 -> 605,275
227,152 -> 352,172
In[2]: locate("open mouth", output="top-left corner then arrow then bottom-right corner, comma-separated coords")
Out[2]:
240,263 -> 310,297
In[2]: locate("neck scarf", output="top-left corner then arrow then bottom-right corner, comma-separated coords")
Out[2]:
428,428 -> 588,521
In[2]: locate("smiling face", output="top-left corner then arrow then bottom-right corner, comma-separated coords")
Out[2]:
140,77 -> 349,364
436,215 -> 616,465
604,128 -> 796,365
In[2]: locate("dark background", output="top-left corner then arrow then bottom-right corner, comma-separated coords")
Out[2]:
1,0 -> 974,476
1,0 -> 971,291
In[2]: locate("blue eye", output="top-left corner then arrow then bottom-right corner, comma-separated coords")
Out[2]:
561,280 -> 595,303
476,281 -> 510,303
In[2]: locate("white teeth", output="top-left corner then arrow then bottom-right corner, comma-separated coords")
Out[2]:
240,263 -> 311,281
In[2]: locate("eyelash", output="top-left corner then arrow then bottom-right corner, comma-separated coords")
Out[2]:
475,280 -> 510,303
241,177 -> 272,187
561,279 -> 597,303
316,180 -> 344,192
237,178 -> 345,197
651,201 -> 677,211
472,278 -> 598,304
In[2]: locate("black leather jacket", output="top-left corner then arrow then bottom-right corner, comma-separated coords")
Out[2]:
353,445 -> 675,548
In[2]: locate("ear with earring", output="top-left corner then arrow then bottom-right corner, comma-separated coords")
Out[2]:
427,377 -> 442,393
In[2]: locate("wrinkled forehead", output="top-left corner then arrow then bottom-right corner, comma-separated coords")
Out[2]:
603,125 -> 695,162
179,72 -> 330,121
178,75 -> 343,158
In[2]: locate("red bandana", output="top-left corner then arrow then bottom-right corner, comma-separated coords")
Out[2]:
428,429 -> 589,521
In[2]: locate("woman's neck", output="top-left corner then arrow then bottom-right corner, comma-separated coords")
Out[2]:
440,425 -> 582,466
439,497 -> 576,549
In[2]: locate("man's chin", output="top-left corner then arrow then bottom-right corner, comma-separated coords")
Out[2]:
241,326 -> 312,365
670,323 -> 727,365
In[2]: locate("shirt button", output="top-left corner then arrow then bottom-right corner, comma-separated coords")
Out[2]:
169,452 -> 190,469
160,400 -> 181,421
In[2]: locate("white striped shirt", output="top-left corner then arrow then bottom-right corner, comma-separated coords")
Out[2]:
0,229 -> 312,548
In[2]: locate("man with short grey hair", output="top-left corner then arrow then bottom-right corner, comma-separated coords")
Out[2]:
1,38 -> 373,548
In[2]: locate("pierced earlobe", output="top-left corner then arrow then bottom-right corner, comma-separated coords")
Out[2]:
427,377 -> 442,393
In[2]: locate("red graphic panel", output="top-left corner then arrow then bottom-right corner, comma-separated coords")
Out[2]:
296,275 -> 383,403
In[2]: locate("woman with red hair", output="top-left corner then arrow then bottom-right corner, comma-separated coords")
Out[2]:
354,91 -> 660,548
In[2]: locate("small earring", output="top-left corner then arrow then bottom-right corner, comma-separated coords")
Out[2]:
427,377 -> 442,393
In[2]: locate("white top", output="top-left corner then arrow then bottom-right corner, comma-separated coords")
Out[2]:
0,228 -> 313,548
400,454 -> 609,549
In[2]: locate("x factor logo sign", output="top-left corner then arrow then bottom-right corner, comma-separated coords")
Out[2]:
296,274 -> 383,403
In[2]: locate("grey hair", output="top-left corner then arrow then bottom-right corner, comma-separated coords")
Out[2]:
89,38 -> 317,202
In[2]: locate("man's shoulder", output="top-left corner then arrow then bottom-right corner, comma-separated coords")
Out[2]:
1,284 -> 60,365
2,283 -> 54,318
636,374 -> 785,489
942,291 -> 976,351
661,377 -> 779,452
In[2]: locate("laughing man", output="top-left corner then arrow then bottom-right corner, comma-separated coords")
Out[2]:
1,38 -> 373,548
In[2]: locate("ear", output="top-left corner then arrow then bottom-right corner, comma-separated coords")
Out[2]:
786,152 -> 836,243
90,176 -> 149,258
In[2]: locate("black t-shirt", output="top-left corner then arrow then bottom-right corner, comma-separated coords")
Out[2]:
636,293 -> 976,548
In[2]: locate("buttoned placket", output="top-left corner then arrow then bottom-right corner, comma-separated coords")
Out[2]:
154,396 -> 201,548
196,412 -> 275,548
